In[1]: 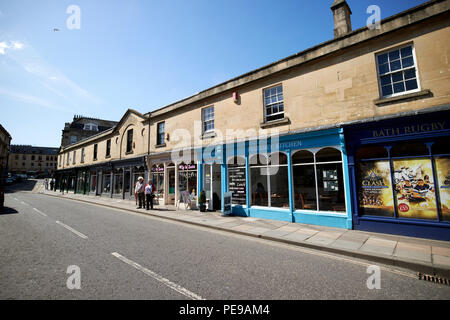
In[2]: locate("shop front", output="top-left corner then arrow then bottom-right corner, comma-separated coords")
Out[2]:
345,109 -> 450,240
196,128 -> 353,229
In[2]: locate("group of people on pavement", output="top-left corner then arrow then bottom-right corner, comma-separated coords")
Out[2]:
134,177 -> 156,210
44,178 -> 55,191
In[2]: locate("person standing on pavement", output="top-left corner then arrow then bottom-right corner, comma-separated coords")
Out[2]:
145,179 -> 154,210
50,179 -> 54,191
135,177 -> 145,209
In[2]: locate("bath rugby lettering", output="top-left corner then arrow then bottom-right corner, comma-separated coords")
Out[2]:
372,121 -> 446,138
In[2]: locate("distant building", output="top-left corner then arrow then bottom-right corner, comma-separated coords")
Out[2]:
0,124 -> 12,179
9,145 -> 59,177
60,115 -> 118,147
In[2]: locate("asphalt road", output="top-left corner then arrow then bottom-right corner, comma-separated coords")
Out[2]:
1,191 -> 450,300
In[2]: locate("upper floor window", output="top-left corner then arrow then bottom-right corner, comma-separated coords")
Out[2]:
202,106 -> 214,133
72,151 -> 76,164
263,85 -> 284,122
126,129 -> 133,153
70,136 -> 77,144
84,123 -> 98,131
93,144 -> 98,160
376,44 -> 419,98
66,153 -> 70,165
81,148 -> 85,163
106,139 -> 111,157
157,122 -> 165,145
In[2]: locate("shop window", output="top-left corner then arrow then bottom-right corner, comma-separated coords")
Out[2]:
293,150 -> 314,164
250,153 -> 289,208
316,147 -> 342,162
113,168 -> 123,194
293,150 -> 317,210
391,142 -> 429,157
178,162 -> 197,200
392,158 -> 437,220
151,165 -> 164,198
90,172 -> 97,193
227,156 -> 246,205
250,154 -> 269,207
434,157 -> 450,221
124,170 -> 131,194
356,146 -> 388,160
357,160 -> 395,217
102,171 -> 111,193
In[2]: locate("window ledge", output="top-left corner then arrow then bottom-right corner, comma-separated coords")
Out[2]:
125,150 -> 134,155
200,131 -> 217,140
374,89 -> 432,106
155,143 -> 166,148
105,155 -> 111,159
260,117 -> 290,129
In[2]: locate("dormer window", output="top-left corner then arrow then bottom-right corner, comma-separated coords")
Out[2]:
84,123 -> 99,131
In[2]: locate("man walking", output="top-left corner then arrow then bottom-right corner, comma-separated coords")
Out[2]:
145,179 -> 154,210
135,177 -> 145,209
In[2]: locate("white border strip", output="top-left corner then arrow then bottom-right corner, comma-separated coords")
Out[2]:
111,252 -> 205,300
55,221 -> 88,239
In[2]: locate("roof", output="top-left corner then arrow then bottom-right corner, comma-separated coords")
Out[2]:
0,124 -> 12,139
146,0 -> 449,119
10,145 -> 59,155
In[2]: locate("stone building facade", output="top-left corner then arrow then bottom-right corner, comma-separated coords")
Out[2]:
60,115 -> 118,147
9,145 -> 59,177
0,124 -> 12,179
56,0 -> 450,240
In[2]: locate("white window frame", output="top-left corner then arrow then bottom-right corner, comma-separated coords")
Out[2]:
202,106 -> 215,133
84,123 -> 99,131
263,84 -> 284,123
375,43 -> 421,99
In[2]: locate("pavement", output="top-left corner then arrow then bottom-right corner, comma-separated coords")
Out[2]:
38,188 -> 450,279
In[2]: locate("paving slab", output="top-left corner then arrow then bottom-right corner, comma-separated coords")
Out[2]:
245,227 -> 272,235
305,231 -> 345,246
283,229 -> 319,242
432,246 -> 450,257
432,254 -> 450,267
260,228 -> 297,238
360,237 -> 397,256
394,242 -> 432,263
330,239 -> 365,251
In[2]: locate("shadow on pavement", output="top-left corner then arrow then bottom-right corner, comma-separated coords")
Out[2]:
5,180 -> 38,193
0,207 -> 19,215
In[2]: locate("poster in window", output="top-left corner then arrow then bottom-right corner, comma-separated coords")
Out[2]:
358,161 -> 394,217
434,157 -> 450,221
393,158 -> 437,220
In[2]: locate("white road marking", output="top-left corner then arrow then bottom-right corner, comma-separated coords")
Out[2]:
33,208 -> 48,217
55,221 -> 88,239
111,252 -> 205,300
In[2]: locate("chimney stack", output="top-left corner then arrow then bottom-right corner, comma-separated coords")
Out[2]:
331,0 -> 352,38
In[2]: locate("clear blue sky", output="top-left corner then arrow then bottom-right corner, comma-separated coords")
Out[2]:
0,0 -> 427,147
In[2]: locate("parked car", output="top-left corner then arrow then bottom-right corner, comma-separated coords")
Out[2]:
5,178 -> 14,185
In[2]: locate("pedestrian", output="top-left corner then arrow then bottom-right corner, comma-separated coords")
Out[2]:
134,181 -> 138,205
145,179 -> 154,210
50,179 -> 54,191
44,178 -> 48,190
135,177 -> 145,209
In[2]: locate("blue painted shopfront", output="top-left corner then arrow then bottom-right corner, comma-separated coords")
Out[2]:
196,128 -> 353,229
344,109 -> 450,240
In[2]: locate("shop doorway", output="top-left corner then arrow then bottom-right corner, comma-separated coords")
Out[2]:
204,164 -> 222,211
167,165 -> 175,205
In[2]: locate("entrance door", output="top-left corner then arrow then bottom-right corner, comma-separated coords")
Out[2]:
204,164 -> 222,211
167,167 -> 175,205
